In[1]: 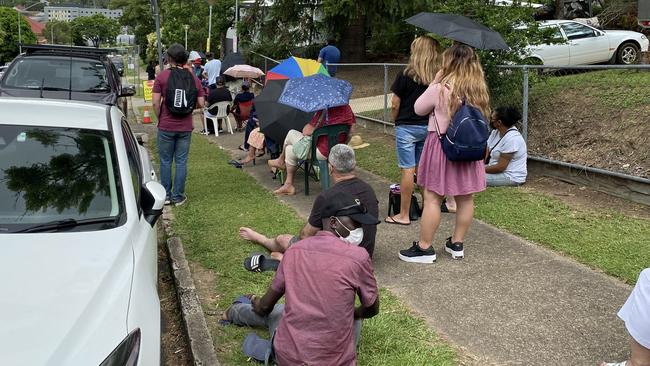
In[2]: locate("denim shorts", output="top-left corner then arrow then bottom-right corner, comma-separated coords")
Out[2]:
395,124 -> 428,168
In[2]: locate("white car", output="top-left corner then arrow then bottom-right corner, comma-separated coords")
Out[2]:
525,19 -> 649,65
0,99 -> 165,365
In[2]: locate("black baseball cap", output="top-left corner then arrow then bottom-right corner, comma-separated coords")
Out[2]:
321,192 -> 379,225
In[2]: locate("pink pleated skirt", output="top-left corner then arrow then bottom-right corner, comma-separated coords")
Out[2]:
417,132 -> 486,196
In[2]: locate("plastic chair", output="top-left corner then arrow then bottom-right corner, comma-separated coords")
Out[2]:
303,124 -> 350,196
204,101 -> 233,136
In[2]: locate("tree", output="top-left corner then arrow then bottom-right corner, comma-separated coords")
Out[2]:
71,14 -> 120,48
0,7 -> 37,64
109,0 -> 155,60
43,20 -> 72,45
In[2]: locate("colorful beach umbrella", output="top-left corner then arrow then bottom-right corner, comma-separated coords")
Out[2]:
266,56 -> 330,81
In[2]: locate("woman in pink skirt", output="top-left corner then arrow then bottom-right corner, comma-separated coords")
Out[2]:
398,43 -> 490,264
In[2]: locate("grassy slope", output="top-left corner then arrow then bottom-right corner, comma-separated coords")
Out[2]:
354,132 -> 650,284
171,136 -> 457,365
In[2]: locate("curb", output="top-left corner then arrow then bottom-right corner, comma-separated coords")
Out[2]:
162,208 -> 220,366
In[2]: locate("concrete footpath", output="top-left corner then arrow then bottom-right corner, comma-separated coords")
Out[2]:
205,128 -> 633,366
129,90 -> 632,365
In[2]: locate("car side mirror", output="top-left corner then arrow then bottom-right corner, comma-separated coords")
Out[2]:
120,85 -> 136,97
141,181 -> 166,226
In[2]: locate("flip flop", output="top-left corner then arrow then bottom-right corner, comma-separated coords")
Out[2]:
228,159 -> 243,169
244,253 -> 280,272
384,216 -> 410,226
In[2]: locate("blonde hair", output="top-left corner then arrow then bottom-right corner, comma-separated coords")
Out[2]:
404,36 -> 441,85
438,43 -> 491,119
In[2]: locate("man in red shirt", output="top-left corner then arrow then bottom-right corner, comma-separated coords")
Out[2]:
223,192 -> 380,365
152,44 -> 205,206
268,104 -> 355,195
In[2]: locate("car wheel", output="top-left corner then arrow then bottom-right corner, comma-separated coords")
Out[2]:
616,42 -> 640,65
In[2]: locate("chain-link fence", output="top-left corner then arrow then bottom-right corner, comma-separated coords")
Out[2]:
242,55 -> 650,179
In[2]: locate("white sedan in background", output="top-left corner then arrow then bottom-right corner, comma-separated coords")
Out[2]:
526,19 -> 649,65
0,99 -> 165,365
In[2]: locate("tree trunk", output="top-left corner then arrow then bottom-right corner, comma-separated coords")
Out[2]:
555,0 -> 564,19
339,14 -> 366,62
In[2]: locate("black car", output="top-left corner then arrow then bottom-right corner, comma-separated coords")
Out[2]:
0,45 -> 134,114
109,55 -> 125,76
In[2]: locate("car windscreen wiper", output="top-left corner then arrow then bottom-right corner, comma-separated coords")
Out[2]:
13,217 -> 119,233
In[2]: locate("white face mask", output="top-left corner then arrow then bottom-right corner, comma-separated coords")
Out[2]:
334,217 -> 364,246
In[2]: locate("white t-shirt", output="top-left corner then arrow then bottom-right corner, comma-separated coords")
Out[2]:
203,59 -> 222,85
486,127 -> 527,183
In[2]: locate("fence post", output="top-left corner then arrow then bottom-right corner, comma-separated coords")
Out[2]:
522,66 -> 529,143
383,64 -> 388,134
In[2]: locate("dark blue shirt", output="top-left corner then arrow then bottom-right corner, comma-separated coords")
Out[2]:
319,45 -> 341,75
234,91 -> 255,104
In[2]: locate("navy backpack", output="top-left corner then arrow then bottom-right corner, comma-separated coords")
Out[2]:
435,100 -> 489,162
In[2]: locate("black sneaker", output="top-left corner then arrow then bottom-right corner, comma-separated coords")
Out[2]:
172,195 -> 188,207
444,237 -> 464,260
399,241 -> 436,263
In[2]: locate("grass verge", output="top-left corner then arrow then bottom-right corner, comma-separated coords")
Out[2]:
171,135 -> 457,365
354,132 -> 650,284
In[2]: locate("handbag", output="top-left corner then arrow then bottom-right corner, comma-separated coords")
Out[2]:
387,184 -> 421,221
248,127 -> 266,150
291,135 -> 312,160
291,112 -> 326,161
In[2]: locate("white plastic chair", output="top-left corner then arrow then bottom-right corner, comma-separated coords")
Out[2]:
204,101 -> 233,136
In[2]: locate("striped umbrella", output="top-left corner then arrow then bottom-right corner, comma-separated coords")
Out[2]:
266,56 -> 330,81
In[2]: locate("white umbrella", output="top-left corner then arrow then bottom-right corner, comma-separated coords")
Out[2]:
224,65 -> 265,79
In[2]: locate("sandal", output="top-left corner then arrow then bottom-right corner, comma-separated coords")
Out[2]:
228,159 -> 243,169
384,216 -> 411,226
244,253 -> 280,272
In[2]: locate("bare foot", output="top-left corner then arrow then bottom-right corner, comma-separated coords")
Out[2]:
240,156 -> 254,164
239,227 -> 268,244
268,158 -> 285,170
270,252 -> 284,261
273,185 -> 295,196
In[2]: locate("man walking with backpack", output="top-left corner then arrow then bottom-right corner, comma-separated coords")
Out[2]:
152,44 -> 205,206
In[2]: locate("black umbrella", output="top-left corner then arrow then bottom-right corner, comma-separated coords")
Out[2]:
256,79 -> 314,144
406,12 -> 509,50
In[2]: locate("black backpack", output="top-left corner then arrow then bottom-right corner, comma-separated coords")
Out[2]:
165,67 -> 198,116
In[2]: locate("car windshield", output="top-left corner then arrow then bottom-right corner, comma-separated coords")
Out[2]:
0,125 -> 122,232
2,56 -> 110,92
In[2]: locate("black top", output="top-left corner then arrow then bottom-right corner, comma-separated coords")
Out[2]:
390,71 -> 430,126
308,177 -> 379,257
146,64 -> 156,80
207,87 -> 232,115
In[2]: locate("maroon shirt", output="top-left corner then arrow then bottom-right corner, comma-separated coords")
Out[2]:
309,105 -> 355,157
153,68 -> 205,132
271,231 -> 378,366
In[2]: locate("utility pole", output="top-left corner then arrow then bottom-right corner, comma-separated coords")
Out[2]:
207,5 -> 212,52
183,24 -> 189,50
151,0 -> 163,70
234,0 -> 238,53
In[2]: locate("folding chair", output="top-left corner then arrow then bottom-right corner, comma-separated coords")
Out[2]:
303,124 -> 350,196
204,101 -> 233,136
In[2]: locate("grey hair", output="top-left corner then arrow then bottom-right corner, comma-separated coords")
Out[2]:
328,144 -> 356,174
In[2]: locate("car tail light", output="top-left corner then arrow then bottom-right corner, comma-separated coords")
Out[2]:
99,329 -> 141,366
639,20 -> 650,28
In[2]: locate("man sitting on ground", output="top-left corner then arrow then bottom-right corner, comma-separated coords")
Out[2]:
240,143 -> 379,258
223,193 -> 380,365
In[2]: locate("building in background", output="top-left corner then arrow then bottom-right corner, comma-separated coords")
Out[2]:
45,6 -> 123,22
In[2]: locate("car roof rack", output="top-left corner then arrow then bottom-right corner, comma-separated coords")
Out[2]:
22,45 -> 117,57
